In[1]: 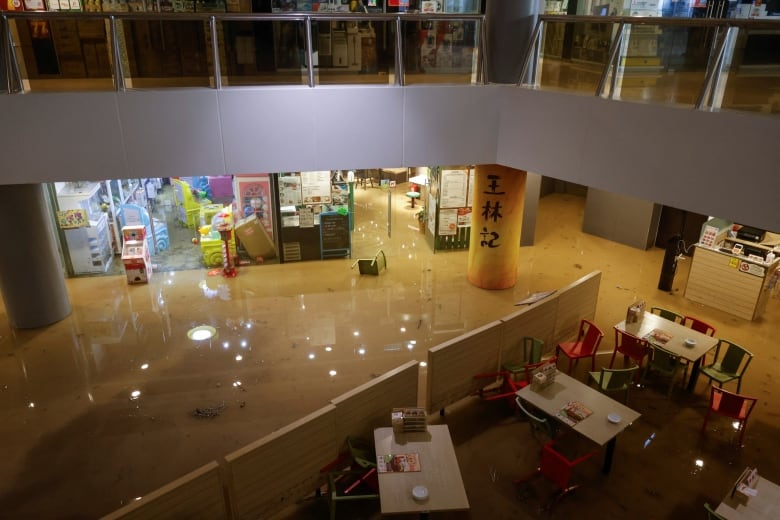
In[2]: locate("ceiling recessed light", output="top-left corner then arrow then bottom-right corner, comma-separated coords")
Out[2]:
187,325 -> 216,341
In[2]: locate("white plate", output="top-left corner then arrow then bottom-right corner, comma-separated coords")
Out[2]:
412,485 -> 429,501
607,413 -> 621,424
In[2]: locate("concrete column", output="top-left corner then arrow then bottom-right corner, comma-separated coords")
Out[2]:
467,165 -> 527,289
0,184 -> 71,328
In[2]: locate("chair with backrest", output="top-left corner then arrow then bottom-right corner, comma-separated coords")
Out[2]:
514,439 -> 598,511
650,306 -> 684,324
609,328 -> 650,381
515,396 -> 560,442
555,319 -> 604,376
641,345 -> 685,398
704,502 -> 726,519
502,337 -> 544,382
683,315 -> 716,337
587,366 -> 639,403
472,370 -> 521,412
701,387 -> 758,446
323,436 -> 380,520
699,339 -> 753,393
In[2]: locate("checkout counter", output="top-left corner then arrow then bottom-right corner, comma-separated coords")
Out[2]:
685,221 -> 779,321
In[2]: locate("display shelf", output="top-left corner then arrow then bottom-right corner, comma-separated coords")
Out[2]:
58,182 -> 114,275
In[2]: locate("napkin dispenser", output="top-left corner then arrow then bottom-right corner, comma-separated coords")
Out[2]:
626,300 -> 646,324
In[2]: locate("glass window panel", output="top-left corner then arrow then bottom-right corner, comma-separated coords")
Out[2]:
719,26 -> 780,115
537,20 -> 616,96
221,19 -> 307,87
315,19 -> 394,86
402,19 -> 481,86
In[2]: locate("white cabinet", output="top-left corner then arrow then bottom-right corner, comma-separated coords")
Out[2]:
57,182 -> 113,275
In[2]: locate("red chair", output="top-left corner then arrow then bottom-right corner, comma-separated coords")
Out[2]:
609,328 -> 650,380
683,315 -> 716,337
555,319 -> 604,376
701,386 -> 758,446
514,440 -> 598,510
472,370 -> 522,412
701,387 -> 758,446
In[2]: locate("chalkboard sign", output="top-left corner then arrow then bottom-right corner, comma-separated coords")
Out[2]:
320,212 -> 351,259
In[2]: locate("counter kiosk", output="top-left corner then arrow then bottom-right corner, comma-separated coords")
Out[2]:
685,221 -> 779,321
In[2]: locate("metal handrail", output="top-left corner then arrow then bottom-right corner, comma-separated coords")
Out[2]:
0,10 -> 487,92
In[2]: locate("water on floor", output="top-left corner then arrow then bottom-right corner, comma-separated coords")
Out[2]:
0,187 -> 778,519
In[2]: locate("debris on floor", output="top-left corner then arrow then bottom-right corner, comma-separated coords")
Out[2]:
191,401 -> 226,419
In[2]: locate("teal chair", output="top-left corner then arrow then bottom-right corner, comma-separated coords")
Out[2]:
699,339 -> 753,393
502,337 -> 544,382
588,366 -> 639,404
515,396 -> 560,441
641,345 -> 684,398
650,306 -> 684,324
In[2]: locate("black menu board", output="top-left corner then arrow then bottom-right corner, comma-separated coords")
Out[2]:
319,212 -> 350,258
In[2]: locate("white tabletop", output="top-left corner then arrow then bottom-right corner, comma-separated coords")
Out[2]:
516,371 -> 641,446
373,425 -> 469,514
615,312 -> 718,363
409,174 -> 429,186
716,475 -> 780,519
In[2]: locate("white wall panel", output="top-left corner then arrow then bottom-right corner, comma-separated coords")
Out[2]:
0,92 -> 126,184
403,85 -> 501,167
118,90 -> 226,178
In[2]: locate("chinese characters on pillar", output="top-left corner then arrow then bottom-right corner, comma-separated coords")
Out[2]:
480,174 -> 504,248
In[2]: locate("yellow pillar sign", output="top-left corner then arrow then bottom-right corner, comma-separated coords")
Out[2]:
467,165 -> 527,289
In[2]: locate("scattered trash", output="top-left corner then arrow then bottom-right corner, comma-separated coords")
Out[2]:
489,466 -> 497,482
191,402 -> 226,419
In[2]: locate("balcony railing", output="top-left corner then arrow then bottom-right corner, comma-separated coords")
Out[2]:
0,11 -> 486,92
520,15 -> 780,116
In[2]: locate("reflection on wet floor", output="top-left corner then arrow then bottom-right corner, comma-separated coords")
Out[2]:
0,188 -> 778,519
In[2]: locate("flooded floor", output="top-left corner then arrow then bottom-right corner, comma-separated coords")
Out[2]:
0,187 -> 778,519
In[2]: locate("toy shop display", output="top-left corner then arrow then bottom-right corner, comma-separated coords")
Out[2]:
121,225 -> 152,284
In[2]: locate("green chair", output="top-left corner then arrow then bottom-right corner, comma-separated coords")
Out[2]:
650,306 -> 684,324
699,339 -> 753,393
704,502 -> 726,519
502,337 -> 544,382
641,345 -> 684,398
588,366 -> 639,404
325,437 -> 380,520
515,396 -> 559,441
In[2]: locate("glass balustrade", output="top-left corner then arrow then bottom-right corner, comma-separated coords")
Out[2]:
523,15 -> 780,116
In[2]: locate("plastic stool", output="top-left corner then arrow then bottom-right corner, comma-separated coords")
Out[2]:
406,191 -> 421,208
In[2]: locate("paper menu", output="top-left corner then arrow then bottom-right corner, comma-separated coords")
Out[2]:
377,453 -> 421,473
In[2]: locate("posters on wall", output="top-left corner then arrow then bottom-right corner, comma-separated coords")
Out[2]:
440,169 -> 469,208
301,171 -> 332,204
438,208 -> 458,236
279,174 -> 303,206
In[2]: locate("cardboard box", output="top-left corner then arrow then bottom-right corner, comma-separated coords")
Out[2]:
235,214 -> 276,260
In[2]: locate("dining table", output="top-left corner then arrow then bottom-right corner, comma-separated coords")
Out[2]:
614,311 -> 719,391
373,424 -> 469,516
716,468 -> 780,519
516,370 -> 641,474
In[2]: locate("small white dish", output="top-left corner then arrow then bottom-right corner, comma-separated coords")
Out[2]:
684,338 -> 697,348
412,485 -> 429,502
607,413 -> 621,424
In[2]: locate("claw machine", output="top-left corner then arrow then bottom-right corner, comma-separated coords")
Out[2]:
56,181 -> 113,275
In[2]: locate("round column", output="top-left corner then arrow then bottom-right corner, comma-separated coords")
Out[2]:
0,184 -> 71,328
467,165 -> 527,289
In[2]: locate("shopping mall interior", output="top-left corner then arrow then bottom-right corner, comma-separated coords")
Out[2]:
1,2 -> 780,519
1,180 -> 779,519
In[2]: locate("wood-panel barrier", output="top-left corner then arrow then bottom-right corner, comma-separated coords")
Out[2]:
101,271 -> 601,519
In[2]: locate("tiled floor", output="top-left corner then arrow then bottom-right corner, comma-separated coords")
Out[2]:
0,184 -> 778,519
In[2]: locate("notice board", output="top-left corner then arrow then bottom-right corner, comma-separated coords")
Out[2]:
320,212 -> 351,259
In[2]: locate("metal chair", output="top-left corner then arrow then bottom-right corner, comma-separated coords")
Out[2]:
683,315 -> 717,337
322,437 -> 380,520
555,319 -> 604,376
587,366 -> 639,403
701,387 -> 758,446
609,327 -> 650,381
514,440 -> 598,511
699,339 -> 753,393
515,396 -> 559,442
502,337 -> 544,382
641,345 -> 685,398
650,306 -> 684,324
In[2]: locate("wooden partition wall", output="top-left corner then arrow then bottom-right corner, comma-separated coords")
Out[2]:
100,461 -> 229,520
426,271 -> 602,414
426,320 -> 504,414
332,360 -> 420,443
